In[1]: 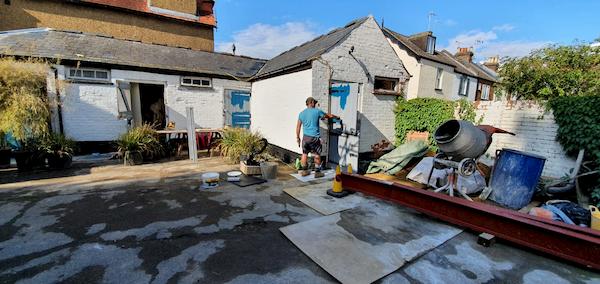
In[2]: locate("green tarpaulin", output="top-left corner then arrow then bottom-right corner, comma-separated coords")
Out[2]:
366,141 -> 429,175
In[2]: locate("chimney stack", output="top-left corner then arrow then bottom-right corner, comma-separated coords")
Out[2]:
483,56 -> 500,72
197,0 -> 215,16
455,47 -> 473,63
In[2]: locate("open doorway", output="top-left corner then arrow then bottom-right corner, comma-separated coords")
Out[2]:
131,83 -> 166,129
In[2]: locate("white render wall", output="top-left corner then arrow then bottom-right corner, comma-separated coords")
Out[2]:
58,66 -> 251,141
450,74 -> 477,101
250,69 -> 313,153
313,17 -> 409,153
386,37 -> 420,100
417,58 -> 455,100
476,100 -> 575,178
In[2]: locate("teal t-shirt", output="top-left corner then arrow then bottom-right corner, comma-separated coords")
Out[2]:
298,108 -> 326,137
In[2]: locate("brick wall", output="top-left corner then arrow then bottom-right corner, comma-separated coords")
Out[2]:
313,17 -> 409,153
476,100 -> 575,178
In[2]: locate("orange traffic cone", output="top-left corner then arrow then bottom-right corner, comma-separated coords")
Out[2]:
327,164 -> 349,198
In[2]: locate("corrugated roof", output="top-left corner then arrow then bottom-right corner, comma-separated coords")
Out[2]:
0,28 -> 265,78
383,27 -> 457,67
254,17 -> 369,79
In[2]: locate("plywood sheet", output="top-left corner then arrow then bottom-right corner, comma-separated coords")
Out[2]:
284,183 -> 365,215
289,169 -> 335,183
280,199 -> 462,284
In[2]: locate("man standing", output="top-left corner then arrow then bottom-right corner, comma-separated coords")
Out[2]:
296,97 -> 339,177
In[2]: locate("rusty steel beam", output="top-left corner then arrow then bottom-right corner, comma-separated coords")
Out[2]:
341,173 -> 600,270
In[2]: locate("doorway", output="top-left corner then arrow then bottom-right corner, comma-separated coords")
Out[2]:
131,83 -> 166,128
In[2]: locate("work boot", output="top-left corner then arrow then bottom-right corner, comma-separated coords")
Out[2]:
314,168 -> 324,178
298,165 -> 310,177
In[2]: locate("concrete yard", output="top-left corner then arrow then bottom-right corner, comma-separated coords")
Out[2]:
0,157 -> 599,283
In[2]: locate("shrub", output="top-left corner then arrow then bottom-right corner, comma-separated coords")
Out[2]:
41,132 -> 76,155
0,58 -> 50,142
219,127 -> 267,163
117,124 -> 163,159
394,98 -> 478,148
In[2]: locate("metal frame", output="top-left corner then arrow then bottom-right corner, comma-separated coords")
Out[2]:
341,173 -> 600,270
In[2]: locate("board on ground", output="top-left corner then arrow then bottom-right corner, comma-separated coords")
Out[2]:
283,182 -> 365,215
290,169 -> 335,182
280,198 -> 463,284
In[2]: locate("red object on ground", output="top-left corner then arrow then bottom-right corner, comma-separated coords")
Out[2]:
341,172 -> 600,270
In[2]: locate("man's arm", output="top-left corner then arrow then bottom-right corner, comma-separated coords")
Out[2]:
296,120 -> 302,147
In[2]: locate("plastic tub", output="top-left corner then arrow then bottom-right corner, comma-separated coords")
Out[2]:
260,162 -> 278,180
489,149 -> 546,209
201,172 -> 220,189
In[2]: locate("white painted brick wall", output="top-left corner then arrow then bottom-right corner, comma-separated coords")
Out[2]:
58,67 -> 251,141
313,17 -> 409,153
476,100 -> 576,178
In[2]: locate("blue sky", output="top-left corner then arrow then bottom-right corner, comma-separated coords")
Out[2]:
213,0 -> 600,61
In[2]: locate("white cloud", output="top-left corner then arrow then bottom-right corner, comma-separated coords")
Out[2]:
216,22 -> 319,59
492,24 -> 515,32
444,19 -> 457,27
443,26 -> 550,60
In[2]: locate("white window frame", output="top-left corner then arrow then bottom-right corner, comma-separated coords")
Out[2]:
181,76 -> 212,88
66,67 -> 110,82
481,84 -> 491,100
435,68 -> 443,90
459,75 -> 469,96
426,36 -> 436,54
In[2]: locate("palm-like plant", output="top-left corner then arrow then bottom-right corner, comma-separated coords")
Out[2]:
117,124 -> 163,164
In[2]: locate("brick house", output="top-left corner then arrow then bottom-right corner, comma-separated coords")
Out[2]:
250,16 -> 409,168
0,0 -> 216,51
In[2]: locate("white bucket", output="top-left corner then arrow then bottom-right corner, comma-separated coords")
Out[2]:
260,162 -> 278,180
201,172 -> 220,189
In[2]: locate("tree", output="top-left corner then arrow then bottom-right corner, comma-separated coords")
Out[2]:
498,42 -> 600,100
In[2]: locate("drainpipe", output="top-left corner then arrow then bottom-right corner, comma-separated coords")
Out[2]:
52,67 -> 65,134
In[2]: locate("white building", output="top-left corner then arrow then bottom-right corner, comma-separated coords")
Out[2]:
250,16 -> 409,168
0,28 -> 265,149
383,28 -> 498,102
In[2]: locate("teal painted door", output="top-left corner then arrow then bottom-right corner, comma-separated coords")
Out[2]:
225,90 -> 251,128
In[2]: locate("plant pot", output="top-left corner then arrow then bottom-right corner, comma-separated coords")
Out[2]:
0,148 -> 11,169
14,150 -> 45,171
124,151 -> 143,166
47,151 -> 73,169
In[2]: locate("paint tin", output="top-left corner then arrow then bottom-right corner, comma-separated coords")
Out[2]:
201,172 -> 220,189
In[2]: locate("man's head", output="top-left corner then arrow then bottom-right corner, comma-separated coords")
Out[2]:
305,97 -> 318,108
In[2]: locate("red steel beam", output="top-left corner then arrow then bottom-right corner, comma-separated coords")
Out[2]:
341,173 -> 600,270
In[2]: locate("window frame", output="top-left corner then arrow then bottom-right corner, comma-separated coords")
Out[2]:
373,76 -> 400,95
481,84 -> 491,100
66,67 -> 111,82
426,35 -> 436,54
181,76 -> 212,88
459,75 -> 469,96
435,68 -> 443,90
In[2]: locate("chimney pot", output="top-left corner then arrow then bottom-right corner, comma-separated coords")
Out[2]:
455,47 -> 474,63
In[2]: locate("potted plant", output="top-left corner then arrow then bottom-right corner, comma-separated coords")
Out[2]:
13,137 -> 46,171
0,132 -> 11,168
42,133 -> 76,169
117,124 -> 163,166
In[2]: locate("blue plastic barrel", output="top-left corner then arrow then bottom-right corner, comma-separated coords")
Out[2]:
489,149 -> 546,210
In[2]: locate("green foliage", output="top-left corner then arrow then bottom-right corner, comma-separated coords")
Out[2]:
219,127 -> 266,163
498,42 -> 600,100
549,96 -> 600,162
41,132 -> 76,155
117,124 -> 163,159
0,58 -> 50,141
394,98 -> 478,148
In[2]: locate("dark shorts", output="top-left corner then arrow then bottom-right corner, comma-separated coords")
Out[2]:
302,135 -> 322,154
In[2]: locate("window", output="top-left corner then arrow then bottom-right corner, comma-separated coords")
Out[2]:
435,68 -> 443,90
426,35 -> 436,54
67,68 -> 110,82
374,77 -> 399,95
459,75 -> 469,96
481,84 -> 491,100
181,76 -> 212,88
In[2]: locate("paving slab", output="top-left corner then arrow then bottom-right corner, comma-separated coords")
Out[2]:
290,169 -> 335,183
283,182 -> 365,215
280,198 -> 463,284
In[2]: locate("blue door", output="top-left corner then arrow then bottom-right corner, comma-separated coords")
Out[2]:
225,90 -> 251,128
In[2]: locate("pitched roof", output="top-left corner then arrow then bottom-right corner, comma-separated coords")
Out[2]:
254,17 -> 369,79
0,28 -> 265,78
382,27 -> 456,67
438,50 -> 498,83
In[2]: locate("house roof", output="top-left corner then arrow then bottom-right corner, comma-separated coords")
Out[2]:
0,28 -> 266,79
254,17 -> 369,79
382,27 -> 457,67
438,50 -> 499,83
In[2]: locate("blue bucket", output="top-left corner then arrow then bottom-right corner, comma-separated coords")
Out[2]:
489,149 -> 546,210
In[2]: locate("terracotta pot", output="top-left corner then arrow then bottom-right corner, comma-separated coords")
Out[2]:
47,152 -> 73,169
198,0 -> 215,15
0,148 -> 10,169
124,151 -> 143,166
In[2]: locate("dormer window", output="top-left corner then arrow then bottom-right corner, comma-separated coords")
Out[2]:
426,35 -> 436,54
